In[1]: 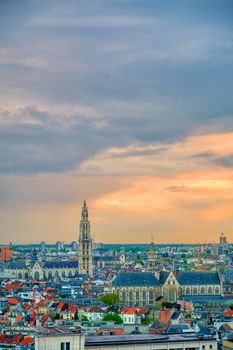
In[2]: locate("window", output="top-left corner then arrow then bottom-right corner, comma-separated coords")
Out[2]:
168,290 -> 175,302
136,290 -> 140,305
200,287 -> 205,295
61,342 -> 70,350
142,290 -> 147,305
149,290 -> 154,304
193,287 -> 198,295
202,346 -> 205,349
210,345 -> 213,349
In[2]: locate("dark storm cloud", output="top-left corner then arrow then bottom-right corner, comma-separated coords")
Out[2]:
0,106 -> 181,174
0,0 -> 233,174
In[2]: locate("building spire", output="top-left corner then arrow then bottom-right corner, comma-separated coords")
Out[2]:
78,200 -> 93,277
148,233 -> 157,272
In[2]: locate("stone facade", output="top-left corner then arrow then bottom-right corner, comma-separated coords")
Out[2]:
111,272 -> 161,306
35,333 -> 85,350
111,270 -> 223,306
4,260 -> 78,281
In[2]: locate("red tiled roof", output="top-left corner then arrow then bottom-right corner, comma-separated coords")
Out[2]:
89,306 -> 104,313
6,283 -> 22,291
137,307 -> 149,315
38,299 -> 45,307
223,323 -> 233,331
16,315 -> 23,323
121,307 -> 137,314
0,334 -> 23,344
69,305 -> 77,313
20,336 -> 34,345
7,297 -> 19,305
58,302 -> 65,310
224,310 -> 233,317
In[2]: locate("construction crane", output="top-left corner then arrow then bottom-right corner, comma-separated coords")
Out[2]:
196,244 -> 201,271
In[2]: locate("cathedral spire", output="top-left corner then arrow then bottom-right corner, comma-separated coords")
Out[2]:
78,200 -> 93,277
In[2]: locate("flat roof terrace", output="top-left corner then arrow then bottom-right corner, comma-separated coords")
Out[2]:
85,333 -> 216,347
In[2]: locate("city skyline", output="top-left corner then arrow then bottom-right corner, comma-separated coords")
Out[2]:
1,0 -> 233,244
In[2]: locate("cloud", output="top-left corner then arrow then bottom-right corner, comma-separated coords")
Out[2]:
80,131 -> 233,176
0,102 -> 233,176
0,0 -> 233,242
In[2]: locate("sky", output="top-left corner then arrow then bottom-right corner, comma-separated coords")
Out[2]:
0,0 -> 233,244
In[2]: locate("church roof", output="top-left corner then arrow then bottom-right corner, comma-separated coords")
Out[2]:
43,261 -> 78,269
177,271 -> 220,285
6,262 -> 27,269
159,271 -> 170,285
112,272 -> 160,287
93,256 -> 117,262
224,269 -> 233,283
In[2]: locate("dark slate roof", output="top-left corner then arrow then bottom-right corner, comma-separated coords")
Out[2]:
159,271 -> 170,285
224,269 -> 233,283
6,262 -> 27,269
112,272 -> 160,287
177,271 -> 220,285
43,261 -> 78,268
93,256 -> 117,262
170,311 -> 181,320
167,324 -> 190,333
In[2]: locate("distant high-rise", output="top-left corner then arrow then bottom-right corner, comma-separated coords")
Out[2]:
78,200 -> 93,277
40,241 -> 46,254
56,241 -> 63,253
219,232 -> 229,255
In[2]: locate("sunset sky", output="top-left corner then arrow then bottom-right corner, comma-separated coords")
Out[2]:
1,0 -> 233,244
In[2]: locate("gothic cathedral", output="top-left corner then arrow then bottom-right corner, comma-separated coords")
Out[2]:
78,200 -> 93,277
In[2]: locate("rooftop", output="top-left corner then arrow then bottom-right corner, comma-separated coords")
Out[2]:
112,272 -> 160,287
85,333 -> 216,346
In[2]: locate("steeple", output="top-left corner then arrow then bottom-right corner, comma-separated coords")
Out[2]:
148,234 -> 158,272
78,200 -> 93,277
150,234 -> 155,250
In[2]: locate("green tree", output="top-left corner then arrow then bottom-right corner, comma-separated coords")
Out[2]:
162,301 -> 173,309
154,301 -> 162,309
81,315 -> 89,322
98,293 -> 121,307
102,313 -> 123,324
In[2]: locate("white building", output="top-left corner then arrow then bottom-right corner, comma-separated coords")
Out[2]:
35,332 -> 217,350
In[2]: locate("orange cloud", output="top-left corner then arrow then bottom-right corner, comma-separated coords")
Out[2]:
80,131 -> 233,176
2,131 -> 233,244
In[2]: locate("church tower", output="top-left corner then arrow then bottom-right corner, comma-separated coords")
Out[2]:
78,200 -> 93,277
148,236 -> 158,272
